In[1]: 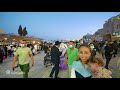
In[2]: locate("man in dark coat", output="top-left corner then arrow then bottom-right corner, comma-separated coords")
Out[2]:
49,41 -> 62,78
44,44 -> 49,54
104,43 -> 113,69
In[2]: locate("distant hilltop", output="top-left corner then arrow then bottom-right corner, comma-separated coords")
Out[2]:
0,29 -> 6,34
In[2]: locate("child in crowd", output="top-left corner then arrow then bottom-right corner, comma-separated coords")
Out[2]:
88,57 -> 112,78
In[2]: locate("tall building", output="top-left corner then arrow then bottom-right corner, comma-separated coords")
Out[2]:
93,14 -> 120,42
112,14 -> 120,35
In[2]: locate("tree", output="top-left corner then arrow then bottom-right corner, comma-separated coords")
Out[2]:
18,25 -> 23,36
22,27 -> 28,36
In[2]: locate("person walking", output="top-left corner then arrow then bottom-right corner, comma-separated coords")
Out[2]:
12,40 -> 34,78
4,45 -> 8,59
104,42 -> 113,69
49,41 -> 62,78
59,42 -> 68,70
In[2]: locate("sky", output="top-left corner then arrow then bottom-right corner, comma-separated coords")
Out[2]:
0,12 -> 120,41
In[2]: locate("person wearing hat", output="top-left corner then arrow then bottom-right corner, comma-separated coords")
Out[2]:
49,41 -> 62,78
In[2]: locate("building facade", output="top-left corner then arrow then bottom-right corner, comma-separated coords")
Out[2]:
93,14 -> 120,42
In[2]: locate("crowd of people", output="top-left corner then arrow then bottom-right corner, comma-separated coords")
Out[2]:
0,39 -> 120,78
0,43 -> 41,62
46,39 -> 120,78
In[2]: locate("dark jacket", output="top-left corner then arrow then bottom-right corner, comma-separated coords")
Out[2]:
104,45 -> 113,56
91,49 -> 96,59
51,45 -> 62,64
0,46 -> 4,58
44,45 -> 49,54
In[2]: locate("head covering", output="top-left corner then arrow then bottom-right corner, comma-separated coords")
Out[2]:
55,41 -> 61,45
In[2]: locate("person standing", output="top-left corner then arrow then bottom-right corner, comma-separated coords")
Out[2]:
12,45 -> 17,57
112,41 -> 118,58
0,45 -> 5,64
71,44 -> 92,78
59,43 -> 68,70
76,39 -> 83,49
49,41 -> 62,78
64,41 -> 79,77
89,43 -> 96,59
7,45 -> 12,57
4,45 -> 8,59
44,43 -> 49,55
30,44 -> 34,56
12,40 -> 34,78
104,42 -> 113,69
100,43 -> 106,59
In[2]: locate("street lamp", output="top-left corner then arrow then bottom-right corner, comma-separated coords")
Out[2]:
4,38 -> 7,41
116,15 -> 120,20
4,38 -> 7,45
33,41 -> 35,44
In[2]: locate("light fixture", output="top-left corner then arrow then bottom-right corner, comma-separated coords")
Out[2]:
33,41 -> 35,44
4,38 -> 7,40
116,16 -> 120,20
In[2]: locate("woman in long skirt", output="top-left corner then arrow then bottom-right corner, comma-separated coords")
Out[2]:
59,43 -> 68,70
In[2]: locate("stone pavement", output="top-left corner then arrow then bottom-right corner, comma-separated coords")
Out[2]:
0,51 -> 120,78
0,51 -> 45,78
0,51 -> 69,78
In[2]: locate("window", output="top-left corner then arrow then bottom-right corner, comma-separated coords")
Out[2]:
117,25 -> 119,29
118,32 -> 120,35
117,24 -> 120,29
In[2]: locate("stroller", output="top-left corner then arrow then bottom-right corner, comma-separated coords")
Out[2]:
44,51 -> 52,67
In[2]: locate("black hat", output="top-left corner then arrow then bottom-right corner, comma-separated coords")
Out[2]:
55,41 -> 61,45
